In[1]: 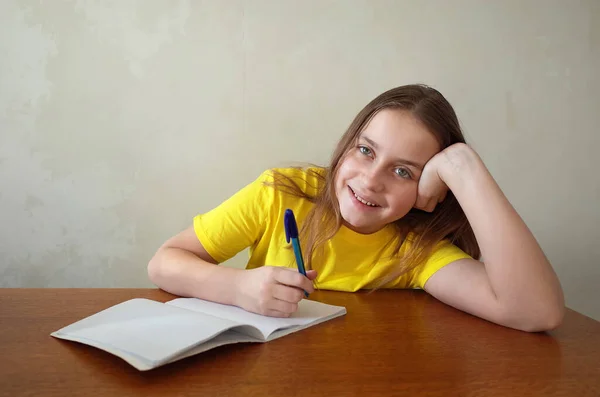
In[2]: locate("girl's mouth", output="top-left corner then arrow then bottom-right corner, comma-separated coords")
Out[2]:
348,186 -> 380,208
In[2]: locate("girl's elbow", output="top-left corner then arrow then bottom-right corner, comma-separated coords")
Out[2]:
536,290 -> 567,331
147,252 -> 166,286
514,303 -> 566,333
537,304 -> 566,331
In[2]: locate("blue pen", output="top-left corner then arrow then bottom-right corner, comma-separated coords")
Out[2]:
284,209 -> 309,297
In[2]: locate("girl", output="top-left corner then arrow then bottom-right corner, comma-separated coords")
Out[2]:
148,84 -> 565,332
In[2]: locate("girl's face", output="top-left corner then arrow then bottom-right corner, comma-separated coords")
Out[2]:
335,109 -> 441,234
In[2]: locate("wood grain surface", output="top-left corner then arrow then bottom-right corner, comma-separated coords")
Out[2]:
1,288 -> 599,396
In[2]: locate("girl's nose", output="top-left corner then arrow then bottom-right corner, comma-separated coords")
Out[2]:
362,166 -> 385,193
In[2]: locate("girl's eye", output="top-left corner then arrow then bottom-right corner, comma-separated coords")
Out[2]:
358,146 -> 372,156
395,168 -> 411,179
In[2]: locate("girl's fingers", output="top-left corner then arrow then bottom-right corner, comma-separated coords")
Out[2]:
417,192 -> 446,212
265,309 -> 292,318
274,268 -> 315,293
267,296 -> 298,314
438,189 -> 448,203
415,195 -> 428,210
417,197 -> 434,212
306,269 -> 318,280
272,283 -> 304,303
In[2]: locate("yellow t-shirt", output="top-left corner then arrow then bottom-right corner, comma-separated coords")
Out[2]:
193,168 -> 471,291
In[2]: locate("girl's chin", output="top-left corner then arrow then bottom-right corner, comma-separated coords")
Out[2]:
340,216 -> 381,235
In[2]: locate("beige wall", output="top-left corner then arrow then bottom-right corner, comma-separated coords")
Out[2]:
1,1 -> 599,320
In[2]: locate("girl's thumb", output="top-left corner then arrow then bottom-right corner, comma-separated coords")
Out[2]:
306,269 -> 318,280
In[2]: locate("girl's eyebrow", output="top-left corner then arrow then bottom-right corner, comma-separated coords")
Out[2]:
360,136 -> 425,170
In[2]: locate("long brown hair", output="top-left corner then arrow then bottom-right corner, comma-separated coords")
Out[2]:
268,84 -> 480,287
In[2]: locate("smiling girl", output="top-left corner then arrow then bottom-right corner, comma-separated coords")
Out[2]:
148,84 -> 565,332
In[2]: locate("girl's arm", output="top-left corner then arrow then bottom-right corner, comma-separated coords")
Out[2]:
148,226 -> 316,317
419,143 -> 565,332
148,226 -> 243,305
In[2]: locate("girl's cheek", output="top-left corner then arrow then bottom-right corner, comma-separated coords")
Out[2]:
338,157 -> 356,175
395,187 -> 419,209
407,188 -> 419,207
345,154 -> 364,170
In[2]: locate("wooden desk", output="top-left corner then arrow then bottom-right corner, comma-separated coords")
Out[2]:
1,289 -> 599,396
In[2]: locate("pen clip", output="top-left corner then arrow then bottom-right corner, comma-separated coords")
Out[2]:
284,209 -> 298,243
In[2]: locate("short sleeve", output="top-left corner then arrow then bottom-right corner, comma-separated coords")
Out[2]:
193,170 -> 274,263
409,240 -> 472,289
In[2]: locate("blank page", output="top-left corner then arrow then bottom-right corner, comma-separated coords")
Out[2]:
166,297 -> 347,340
51,298 -> 243,366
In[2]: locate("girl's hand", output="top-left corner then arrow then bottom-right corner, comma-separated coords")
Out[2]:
415,143 -> 477,212
233,266 -> 317,317
415,150 -> 450,213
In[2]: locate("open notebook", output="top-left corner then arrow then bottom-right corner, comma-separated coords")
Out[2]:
50,297 -> 346,371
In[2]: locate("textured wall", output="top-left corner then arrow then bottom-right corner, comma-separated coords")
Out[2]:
1,0 -> 599,320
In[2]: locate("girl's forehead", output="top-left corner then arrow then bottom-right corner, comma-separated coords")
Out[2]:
357,110 -> 440,159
